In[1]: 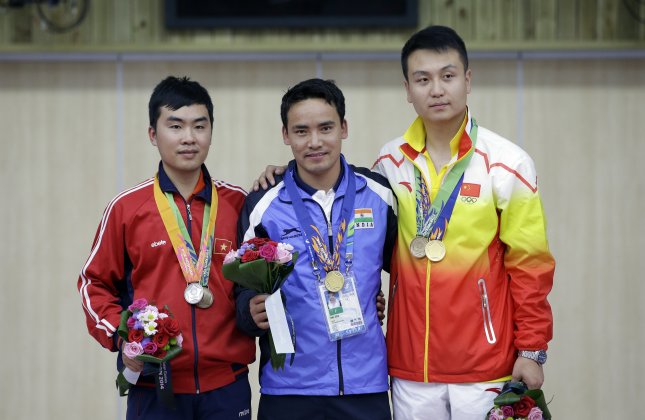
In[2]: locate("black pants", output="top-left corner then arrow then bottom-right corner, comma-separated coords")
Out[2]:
258,392 -> 391,420
126,374 -> 251,420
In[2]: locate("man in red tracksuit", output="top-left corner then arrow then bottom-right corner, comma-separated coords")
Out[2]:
77,76 -> 255,419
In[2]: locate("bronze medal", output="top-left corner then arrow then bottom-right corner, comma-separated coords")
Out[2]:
410,236 -> 429,259
196,286 -> 214,309
425,240 -> 446,262
184,282 -> 204,305
324,270 -> 345,293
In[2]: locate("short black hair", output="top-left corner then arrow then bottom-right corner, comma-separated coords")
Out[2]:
280,78 -> 345,128
148,76 -> 214,129
401,25 -> 469,80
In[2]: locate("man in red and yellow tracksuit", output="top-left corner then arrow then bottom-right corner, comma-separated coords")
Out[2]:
372,26 -> 554,420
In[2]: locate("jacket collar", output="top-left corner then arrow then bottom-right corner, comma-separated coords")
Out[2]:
157,161 -> 212,203
400,109 -> 473,163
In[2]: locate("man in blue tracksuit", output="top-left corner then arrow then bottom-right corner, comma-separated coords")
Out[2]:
236,78 -> 397,419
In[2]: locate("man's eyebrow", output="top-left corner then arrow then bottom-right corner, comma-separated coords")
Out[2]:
166,116 -> 209,123
411,64 -> 458,76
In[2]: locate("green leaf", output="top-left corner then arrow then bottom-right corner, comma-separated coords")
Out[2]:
222,252 -> 300,294
222,258 -> 271,292
135,345 -> 182,364
115,371 -> 132,397
267,331 -> 287,371
526,389 -> 552,419
117,310 -> 133,341
493,392 -> 521,405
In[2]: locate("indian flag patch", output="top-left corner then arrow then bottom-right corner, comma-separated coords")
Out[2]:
354,208 -> 374,229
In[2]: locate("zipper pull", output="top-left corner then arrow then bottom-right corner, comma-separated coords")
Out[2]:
186,204 -> 193,221
327,220 -> 332,237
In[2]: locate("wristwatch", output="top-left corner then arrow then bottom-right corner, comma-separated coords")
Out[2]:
518,350 -> 547,365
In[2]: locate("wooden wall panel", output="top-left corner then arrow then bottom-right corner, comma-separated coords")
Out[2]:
0,0 -> 643,52
523,59 -> 645,418
120,61 -> 319,190
0,61 -> 120,420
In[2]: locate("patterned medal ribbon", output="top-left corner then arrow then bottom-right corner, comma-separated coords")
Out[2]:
414,120 -> 479,242
283,159 -> 356,279
153,174 -> 218,286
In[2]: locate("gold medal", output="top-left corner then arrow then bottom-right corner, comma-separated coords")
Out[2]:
324,270 -> 345,293
425,240 -> 446,262
410,236 -> 429,259
184,282 -> 204,305
196,286 -> 213,309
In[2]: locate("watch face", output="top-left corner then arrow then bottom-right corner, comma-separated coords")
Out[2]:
537,350 -> 547,364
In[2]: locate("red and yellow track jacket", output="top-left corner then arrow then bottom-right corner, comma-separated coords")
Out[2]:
373,113 -> 554,383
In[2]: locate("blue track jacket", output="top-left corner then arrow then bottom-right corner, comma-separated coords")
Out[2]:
236,156 -> 397,396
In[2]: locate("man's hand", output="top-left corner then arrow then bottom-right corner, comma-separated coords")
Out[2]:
511,356 -> 544,389
121,343 -> 144,372
376,290 -> 386,325
252,165 -> 287,191
250,294 -> 270,330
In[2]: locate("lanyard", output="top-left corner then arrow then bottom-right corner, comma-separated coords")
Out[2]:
152,175 -> 218,286
415,120 -> 478,240
283,164 -> 356,280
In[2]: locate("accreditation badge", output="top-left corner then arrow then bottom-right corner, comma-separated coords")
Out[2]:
317,271 -> 366,341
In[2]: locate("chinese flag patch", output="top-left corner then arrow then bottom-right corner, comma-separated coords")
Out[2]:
460,183 -> 481,197
213,238 -> 232,254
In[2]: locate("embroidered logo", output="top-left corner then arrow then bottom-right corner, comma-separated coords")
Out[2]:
150,240 -> 167,248
281,227 -> 302,240
354,208 -> 374,229
213,238 -> 232,254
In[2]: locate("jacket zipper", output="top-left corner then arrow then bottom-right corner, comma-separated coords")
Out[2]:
306,196 -> 345,395
184,197 -> 201,393
477,278 -> 497,344
326,205 -> 345,396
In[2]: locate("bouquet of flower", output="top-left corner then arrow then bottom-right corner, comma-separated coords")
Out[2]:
487,381 -> 552,420
222,237 -> 298,370
115,298 -> 183,400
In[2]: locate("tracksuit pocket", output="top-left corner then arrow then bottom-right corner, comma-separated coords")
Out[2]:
477,278 -> 497,344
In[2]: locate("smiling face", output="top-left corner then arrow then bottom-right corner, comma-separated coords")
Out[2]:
404,48 -> 471,128
282,98 -> 348,191
148,104 -> 212,182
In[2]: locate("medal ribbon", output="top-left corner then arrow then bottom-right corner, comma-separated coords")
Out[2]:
153,175 -> 218,286
283,161 -> 356,276
415,120 -> 478,241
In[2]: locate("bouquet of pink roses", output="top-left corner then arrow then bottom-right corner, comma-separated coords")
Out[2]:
222,237 -> 298,370
115,298 -> 183,401
487,381 -> 552,420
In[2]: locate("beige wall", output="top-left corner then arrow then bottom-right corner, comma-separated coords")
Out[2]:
1,55 -> 643,418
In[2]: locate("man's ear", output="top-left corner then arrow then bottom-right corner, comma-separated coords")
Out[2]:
282,126 -> 291,145
341,119 -> 348,140
404,79 -> 412,104
148,126 -> 157,146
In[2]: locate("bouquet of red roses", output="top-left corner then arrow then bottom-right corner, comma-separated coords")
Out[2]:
486,381 -> 552,420
222,237 -> 298,370
115,298 -> 183,403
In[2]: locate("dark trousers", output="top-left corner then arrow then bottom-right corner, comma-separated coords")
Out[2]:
126,374 -> 251,420
258,392 -> 391,420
